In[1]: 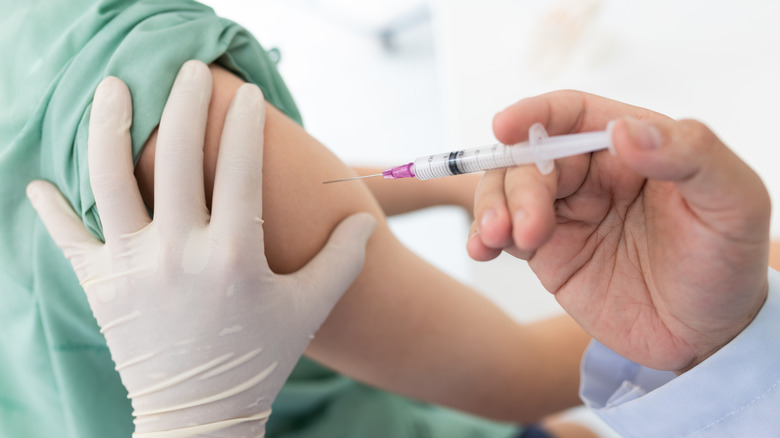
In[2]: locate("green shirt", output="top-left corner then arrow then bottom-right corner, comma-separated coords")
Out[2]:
0,1 -> 519,436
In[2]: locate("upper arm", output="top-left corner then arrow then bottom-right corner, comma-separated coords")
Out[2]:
135,64 -> 386,273
133,63 -> 589,422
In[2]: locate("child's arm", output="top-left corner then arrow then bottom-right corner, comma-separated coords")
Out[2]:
771,241 -> 780,271
350,166 -> 481,216
133,63 -> 590,423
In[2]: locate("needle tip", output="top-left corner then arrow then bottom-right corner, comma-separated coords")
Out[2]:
323,174 -> 383,184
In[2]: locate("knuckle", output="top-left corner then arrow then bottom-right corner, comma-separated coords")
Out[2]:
226,107 -> 263,126
505,165 -> 556,203
90,172 -> 133,194
156,133 -> 199,151
157,246 -> 181,273
89,111 -> 124,133
320,238 -> 352,260
678,119 -> 718,154
475,172 -> 507,204
214,251 -> 243,276
222,153 -> 262,175
212,238 -> 253,275
155,138 -> 203,164
166,88 -> 203,107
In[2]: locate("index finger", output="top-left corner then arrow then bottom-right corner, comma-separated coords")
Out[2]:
493,90 -> 666,145
475,91 -> 658,258
492,90 -> 669,200
88,76 -> 151,241
153,60 -> 212,230
209,83 -> 266,233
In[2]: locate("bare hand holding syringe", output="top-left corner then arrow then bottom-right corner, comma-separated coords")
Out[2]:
324,122 -> 614,184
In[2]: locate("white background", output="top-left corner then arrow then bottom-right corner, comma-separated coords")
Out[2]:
204,1 -> 780,435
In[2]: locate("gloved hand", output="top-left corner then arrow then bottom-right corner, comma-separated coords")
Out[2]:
26,60 -> 376,436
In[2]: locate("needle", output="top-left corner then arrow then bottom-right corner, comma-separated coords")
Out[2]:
322,174 -> 383,184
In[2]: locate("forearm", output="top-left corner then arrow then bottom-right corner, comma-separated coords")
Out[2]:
134,64 -> 586,422
310,242 -> 589,421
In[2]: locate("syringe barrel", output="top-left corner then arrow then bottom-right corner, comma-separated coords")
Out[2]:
411,143 -> 535,180
410,128 -> 612,180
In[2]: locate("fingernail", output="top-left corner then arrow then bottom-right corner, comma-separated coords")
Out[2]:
94,77 -> 119,102
229,84 -> 264,118
359,215 -> 377,241
176,60 -> 200,82
92,77 -> 131,131
348,212 -> 377,243
25,182 -> 39,205
606,120 -> 618,156
481,209 -> 496,229
513,209 -> 526,226
91,78 -> 121,124
625,117 -> 663,150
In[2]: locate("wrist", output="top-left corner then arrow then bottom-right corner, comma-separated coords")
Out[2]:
123,353 -> 281,436
132,410 -> 270,437
676,281 -> 769,374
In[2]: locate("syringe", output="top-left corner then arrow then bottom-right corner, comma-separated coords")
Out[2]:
323,123 -> 614,183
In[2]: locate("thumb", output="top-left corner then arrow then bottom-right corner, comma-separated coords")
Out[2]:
26,180 -> 102,281
289,212 -> 377,323
611,117 -> 771,237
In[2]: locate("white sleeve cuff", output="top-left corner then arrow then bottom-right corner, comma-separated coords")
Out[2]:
579,268 -> 780,437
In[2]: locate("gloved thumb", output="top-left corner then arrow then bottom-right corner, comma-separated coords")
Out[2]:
289,212 -> 377,323
611,117 -> 770,235
26,180 -> 102,282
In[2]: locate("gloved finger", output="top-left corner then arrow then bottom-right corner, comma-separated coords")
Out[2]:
612,117 -> 771,239
26,180 -> 102,270
153,60 -> 212,228
210,84 -> 265,233
289,212 -> 377,326
88,77 -> 151,241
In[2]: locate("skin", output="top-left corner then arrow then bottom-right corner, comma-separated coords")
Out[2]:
133,63 -> 591,424
771,241 -> 780,271
352,166 -> 482,216
468,90 -> 771,373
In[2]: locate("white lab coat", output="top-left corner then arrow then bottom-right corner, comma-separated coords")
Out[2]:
580,269 -> 780,437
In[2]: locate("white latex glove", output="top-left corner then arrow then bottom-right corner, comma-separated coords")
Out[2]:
26,60 -> 376,437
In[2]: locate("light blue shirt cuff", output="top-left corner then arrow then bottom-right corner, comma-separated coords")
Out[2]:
580,268 -> 780,437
